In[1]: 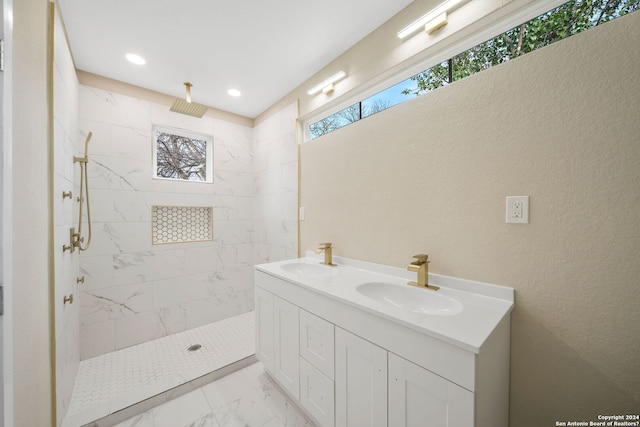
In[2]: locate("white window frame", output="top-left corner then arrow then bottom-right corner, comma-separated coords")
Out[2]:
152,125 -> 213,183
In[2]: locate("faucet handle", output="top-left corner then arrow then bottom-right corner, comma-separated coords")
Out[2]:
318,242 -> 332,249
411,254 -> 429,264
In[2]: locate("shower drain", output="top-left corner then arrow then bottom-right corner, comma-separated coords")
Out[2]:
187,344 -> 202,352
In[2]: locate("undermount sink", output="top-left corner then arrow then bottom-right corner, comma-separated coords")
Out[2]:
280,262 -> 338,278
356,282 -> 464,316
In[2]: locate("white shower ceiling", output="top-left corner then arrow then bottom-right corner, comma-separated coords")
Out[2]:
57,0 -> 414,119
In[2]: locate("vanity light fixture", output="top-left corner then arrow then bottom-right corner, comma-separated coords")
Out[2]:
397,0 -> 466,39
125,53 -> 146,65
425,12 -> 449,34
322,83 -> 335,95
307,71 -> 346,95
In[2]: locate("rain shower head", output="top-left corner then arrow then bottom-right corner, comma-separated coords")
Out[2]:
170,82 -> 208,118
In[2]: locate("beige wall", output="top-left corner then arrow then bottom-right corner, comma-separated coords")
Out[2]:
301,11 -> 640,425
11,0 -> 54,425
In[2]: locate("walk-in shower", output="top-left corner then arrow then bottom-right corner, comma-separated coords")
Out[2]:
51,25 -> 298,421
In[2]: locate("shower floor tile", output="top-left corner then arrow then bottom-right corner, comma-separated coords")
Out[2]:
63,312 -> 255,427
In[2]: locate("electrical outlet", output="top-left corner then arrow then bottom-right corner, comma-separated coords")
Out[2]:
506,196 -> 529,224
299,207 -> 305,221
512,201 -> 523,218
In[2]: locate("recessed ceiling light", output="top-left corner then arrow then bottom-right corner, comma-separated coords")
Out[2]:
227,89 -> 242,97
125,53 -> 146,65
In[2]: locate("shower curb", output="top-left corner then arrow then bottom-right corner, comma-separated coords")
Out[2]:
82,355 -> 257,427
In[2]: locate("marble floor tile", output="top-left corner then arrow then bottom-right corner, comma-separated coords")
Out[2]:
152,389 -> 213,427
115,362 -> 316,427
111,412 -> 155,427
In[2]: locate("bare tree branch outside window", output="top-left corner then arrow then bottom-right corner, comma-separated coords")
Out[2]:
154,129 -> 212,182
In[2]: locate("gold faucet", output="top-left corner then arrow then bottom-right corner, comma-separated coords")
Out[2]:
316,242 -> 336,266
407,254 -> 439,291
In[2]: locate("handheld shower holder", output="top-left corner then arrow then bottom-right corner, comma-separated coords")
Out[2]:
70,131 -> 93,253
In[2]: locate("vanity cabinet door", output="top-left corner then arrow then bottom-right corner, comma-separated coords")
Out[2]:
300,309 -> 335,379
255,286 -> 275,373
335,328 -> 387,427
274,295 -> 300,399
388,353 -> 474,427
300,357 -> 335,427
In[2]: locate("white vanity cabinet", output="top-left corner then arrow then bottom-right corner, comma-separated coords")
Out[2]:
300,357 -> 335,426
254,286 -> 300,399
274,296 -> 300,399
388,353 -> 474,427
300,310 -> 334,379
335,328 -> 387,427
255,284 -> 335,426
299,310 -> 335,426
254,259 -> 512,427
254,286 -> 275,373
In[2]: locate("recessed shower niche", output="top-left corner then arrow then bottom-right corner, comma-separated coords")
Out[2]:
151,205 -> 213,244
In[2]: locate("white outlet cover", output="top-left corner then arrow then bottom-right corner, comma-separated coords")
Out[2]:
506,196 -> 529,224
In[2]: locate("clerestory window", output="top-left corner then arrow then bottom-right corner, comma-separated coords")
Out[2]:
308,0 -> 640,140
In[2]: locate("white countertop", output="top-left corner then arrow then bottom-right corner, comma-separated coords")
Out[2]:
255,253 -> 514,353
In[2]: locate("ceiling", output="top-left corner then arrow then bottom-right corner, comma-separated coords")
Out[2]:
58,0 -> 414,119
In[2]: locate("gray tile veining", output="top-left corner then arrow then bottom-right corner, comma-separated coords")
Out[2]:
114,362 -> 316,427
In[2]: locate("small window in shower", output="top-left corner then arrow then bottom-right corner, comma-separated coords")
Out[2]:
152,125 -> 213,183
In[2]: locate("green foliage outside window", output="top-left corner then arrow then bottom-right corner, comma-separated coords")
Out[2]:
309,0 -> 639,140
405,0 -> 640,95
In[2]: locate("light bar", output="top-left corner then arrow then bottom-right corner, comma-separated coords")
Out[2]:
307,71 -> 346,95
397,0 -> 465,39
425,12 -> 448,34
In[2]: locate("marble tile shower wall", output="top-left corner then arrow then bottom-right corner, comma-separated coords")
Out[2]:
253,101 -> 299,264
53,10 -> 82,425
78,86 -> 257,359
